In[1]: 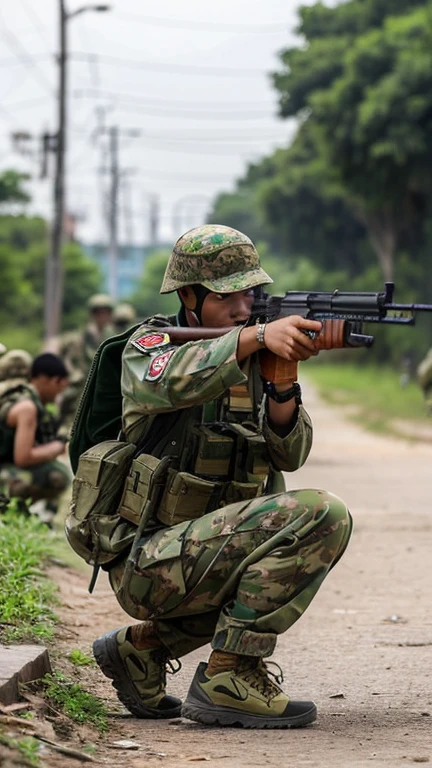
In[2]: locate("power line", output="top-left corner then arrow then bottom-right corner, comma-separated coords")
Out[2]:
71,125 -> 287,144
71,51 -> 267,77
74,87 -> 274,111
114,11 -> 288,33
74,90 -> 276,121
20,0 -> 54,55
0,14 -> 54,95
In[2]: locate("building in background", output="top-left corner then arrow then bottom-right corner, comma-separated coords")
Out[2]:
82,242 -> 171,299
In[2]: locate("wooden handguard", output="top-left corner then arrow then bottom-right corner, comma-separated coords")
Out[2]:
258,320 -> 346,384
259,350 -> 298,385
314,319 -> 346,350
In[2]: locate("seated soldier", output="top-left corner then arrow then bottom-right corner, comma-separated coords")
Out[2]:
0,353 -> 70,520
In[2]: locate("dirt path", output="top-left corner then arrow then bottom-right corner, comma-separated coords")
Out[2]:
50,383 -> 432,768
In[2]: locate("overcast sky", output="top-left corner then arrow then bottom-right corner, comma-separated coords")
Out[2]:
0,0 -> 316,245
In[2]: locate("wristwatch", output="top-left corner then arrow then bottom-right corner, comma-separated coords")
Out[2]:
265,381 -> 302,404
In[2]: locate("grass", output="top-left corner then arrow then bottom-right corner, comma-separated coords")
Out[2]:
42,671 -> 108,733
0,500 -> 59,643
0,730 -> 41,767
67,648 -> 95,666
306,361 -> 427,434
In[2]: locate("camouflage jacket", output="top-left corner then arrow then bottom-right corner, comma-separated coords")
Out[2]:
121,317 -> 313,478
0,380 -> 58,462
60,323 -> 114,384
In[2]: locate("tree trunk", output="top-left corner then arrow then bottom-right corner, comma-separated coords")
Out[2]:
358,208 -> 396,283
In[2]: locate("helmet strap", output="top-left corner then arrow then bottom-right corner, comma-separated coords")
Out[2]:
178,285 -> 211,325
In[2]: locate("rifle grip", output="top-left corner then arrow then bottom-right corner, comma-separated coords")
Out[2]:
258,350 -> 298,385
314,319 -> 346,350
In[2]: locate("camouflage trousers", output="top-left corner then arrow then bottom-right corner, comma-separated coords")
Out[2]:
0,459 -> 71,511
109,488 -> 352,658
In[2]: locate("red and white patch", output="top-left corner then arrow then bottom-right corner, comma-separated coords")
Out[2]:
131,332 -> 170,354
145,349 -> 175,381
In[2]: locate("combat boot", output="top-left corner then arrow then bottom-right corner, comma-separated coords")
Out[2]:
93,626 -> 182,718
181,652 -> 317,729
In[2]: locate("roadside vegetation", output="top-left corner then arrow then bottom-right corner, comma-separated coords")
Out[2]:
0,499 -> 109,765
0,500 -> 58,644
307,361 -> 427,435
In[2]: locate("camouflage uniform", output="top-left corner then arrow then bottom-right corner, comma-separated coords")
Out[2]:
417,348 -> 432,414
0,379 -> 70,506
113,303 -> 137,334
59,296 -> 114,432
104,225 -> 352,661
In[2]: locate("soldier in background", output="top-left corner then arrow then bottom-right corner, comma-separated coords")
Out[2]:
0,352 -> 70,523
113,303 -> 137,335
417,348 -> 432,414
0,349 -> 32,384
58,294 -> 114,433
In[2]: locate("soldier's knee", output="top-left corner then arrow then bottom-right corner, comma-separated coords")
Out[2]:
48,469 -> 70,491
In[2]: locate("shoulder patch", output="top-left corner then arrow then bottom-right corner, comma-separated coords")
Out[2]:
131,332 -> 171,354
145,349 -> 175,381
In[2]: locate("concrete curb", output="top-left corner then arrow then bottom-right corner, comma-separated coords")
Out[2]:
0,645 -> 52,706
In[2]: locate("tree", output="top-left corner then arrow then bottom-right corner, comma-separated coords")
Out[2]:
0,170 -> 30,205
273,1 -> 432,282
0,214 -> 103,347
130,250 -> 178,319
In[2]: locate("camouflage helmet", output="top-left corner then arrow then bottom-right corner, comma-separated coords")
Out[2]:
160,224 -> 273,294
113,303 -> 136,324
0,349 -> 32,381
87,294 -> 114,312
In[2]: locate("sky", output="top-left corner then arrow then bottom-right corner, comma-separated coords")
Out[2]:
0,0 -> 316,246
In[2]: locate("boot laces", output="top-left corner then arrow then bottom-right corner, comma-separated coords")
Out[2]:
237,657 -> 284,702
151,649 -> 182,685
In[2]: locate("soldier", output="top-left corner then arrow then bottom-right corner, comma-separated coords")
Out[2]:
0,349 -> 32,383
113,303 -> 137,334
417,348 -> 432,414
91,225 -> 352,728
58,294 -> 114,433
0,352 -> 70,518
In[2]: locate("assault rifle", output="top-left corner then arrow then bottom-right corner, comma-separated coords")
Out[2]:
158,282 -> 432,350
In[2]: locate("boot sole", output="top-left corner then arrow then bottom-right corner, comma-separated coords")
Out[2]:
93,630 -> 182,719
181,697 -> 317,729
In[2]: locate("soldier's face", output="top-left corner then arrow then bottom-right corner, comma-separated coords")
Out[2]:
201,289 -> 255,327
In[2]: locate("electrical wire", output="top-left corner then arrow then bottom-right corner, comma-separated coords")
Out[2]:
20,0 -> 54,55
0,13 -> 54,95
74,91 -> 276,121
114,11 -> 288,34
73,87 -> 274,111
71,51 -> 267,77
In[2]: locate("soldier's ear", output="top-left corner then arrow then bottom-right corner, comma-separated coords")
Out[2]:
179,287 -> 197,310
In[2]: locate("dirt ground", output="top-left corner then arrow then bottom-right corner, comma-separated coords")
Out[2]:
44,383 -> 432,767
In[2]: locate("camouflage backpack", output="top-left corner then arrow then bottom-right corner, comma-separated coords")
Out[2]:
65,319 -> 178,578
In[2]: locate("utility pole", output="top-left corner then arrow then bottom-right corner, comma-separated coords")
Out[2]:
44,2 -> 110,343
107,125 -> 119,300
44,0 -> 67,343
149,195 -> 159,247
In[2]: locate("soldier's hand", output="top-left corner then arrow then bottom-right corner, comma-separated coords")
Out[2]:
263,316 -> 322,362
52,439 -> 67,457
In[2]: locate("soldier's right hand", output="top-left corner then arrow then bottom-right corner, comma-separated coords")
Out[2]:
263,316 -> 322,362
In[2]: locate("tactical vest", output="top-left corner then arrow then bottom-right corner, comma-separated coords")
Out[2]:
0,381 -> 57,462
66,315 -> 276,578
